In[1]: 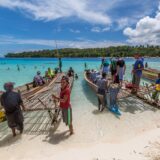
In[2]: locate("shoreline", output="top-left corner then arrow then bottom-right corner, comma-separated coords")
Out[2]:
1,56 -> 160,59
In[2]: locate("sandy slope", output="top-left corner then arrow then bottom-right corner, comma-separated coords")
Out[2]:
0,80 -> 160,160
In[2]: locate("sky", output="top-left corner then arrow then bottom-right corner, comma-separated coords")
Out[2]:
0,0 -> 160,55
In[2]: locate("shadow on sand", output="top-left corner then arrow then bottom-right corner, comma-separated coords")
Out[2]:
0,110 -> 52,147
118,96 -> 158,114
43,130 -> 71,145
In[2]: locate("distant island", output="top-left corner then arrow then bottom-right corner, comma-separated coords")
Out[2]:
5,46 -> 160,58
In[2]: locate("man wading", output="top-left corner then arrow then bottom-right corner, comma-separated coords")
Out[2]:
0,82 -> 25,137
52,76 -> 74,135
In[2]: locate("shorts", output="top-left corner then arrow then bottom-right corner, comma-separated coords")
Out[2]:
97,88 -> 106,95
118,67 -> 124,80
132,73 -> 141,88
6,109 -> 24,130
62,108 -> 72,126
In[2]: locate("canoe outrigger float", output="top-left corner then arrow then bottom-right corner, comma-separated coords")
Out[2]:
0,73 -> 74,127
142,68 -> 160,81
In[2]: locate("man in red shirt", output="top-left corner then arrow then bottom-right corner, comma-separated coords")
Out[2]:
52,76 -> 74,135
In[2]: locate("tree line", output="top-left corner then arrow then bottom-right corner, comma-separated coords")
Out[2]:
5,45 -> 160,58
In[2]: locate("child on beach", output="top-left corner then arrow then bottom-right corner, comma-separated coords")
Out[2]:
52,76 -> 74,135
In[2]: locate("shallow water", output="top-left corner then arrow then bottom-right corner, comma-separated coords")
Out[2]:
0,57 -> 160,106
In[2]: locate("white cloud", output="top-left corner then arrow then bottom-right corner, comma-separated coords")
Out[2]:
102,27 -> 110,32
116,18 -> 129,30
0,35 -> 126,51
70,29 -> 80,33
91,26 -> 110,32
0,0 -> 158,33
123,4 -> 160,45
0,0 -> 111,25
91,27 -> 101,33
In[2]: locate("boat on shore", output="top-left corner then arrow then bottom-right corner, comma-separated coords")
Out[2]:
142,68 -> 160,81
84,71 -> 98,92
84,71 -> 160,108
0,73 -> 74,122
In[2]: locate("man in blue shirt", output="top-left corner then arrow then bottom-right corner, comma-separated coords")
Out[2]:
131,54 -> 144,94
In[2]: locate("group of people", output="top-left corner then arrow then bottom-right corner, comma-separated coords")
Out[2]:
101,57 -> 126,86
88,53 -> 159,111
87,69 -> 120,112
33,67 -> 56,87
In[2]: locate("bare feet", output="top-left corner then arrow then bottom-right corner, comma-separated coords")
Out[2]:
12,128 -> 16,137
70,130 -> 74,135
69,124 -> 74,135
20,129 -> 23,134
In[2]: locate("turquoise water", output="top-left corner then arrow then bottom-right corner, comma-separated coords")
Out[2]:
0,57 -> 160,92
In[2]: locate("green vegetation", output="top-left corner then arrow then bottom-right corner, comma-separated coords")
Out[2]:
5,45 -> 160,58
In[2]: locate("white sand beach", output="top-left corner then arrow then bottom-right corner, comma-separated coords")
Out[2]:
0,93 -> 160,160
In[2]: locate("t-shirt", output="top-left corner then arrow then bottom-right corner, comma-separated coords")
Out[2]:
117,59 -> 125,68
156,78 -> 160,91
60,87 -> 71,109
97,78 -> 107,90
156,78 -> 160,84
134,59 -> 144,77
0,91 -> 23,114
103,61 -> 109,67
102,66 -> 109,74
34,75 -> 44,86
97,78 -> 107,95
110,60 -> 117,71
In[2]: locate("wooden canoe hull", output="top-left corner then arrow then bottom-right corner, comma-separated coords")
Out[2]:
0,74 -> 59,109
84,71 -> 98,93
84,71 -> 160,108
142,68 -> 159,81
0,74 -> 74,122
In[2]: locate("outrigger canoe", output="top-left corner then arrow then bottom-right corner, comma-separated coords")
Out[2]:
142,68 -> 160,81
0,73 -> 74,123
84,71 -> 160,108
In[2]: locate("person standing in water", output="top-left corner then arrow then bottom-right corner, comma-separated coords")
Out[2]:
145,62 -> 148,68
84,62 -> 87,70
52,76 -> 74,135
0,82 -> 25,137
17,64 -> 20,71
59,57 -> 62,73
